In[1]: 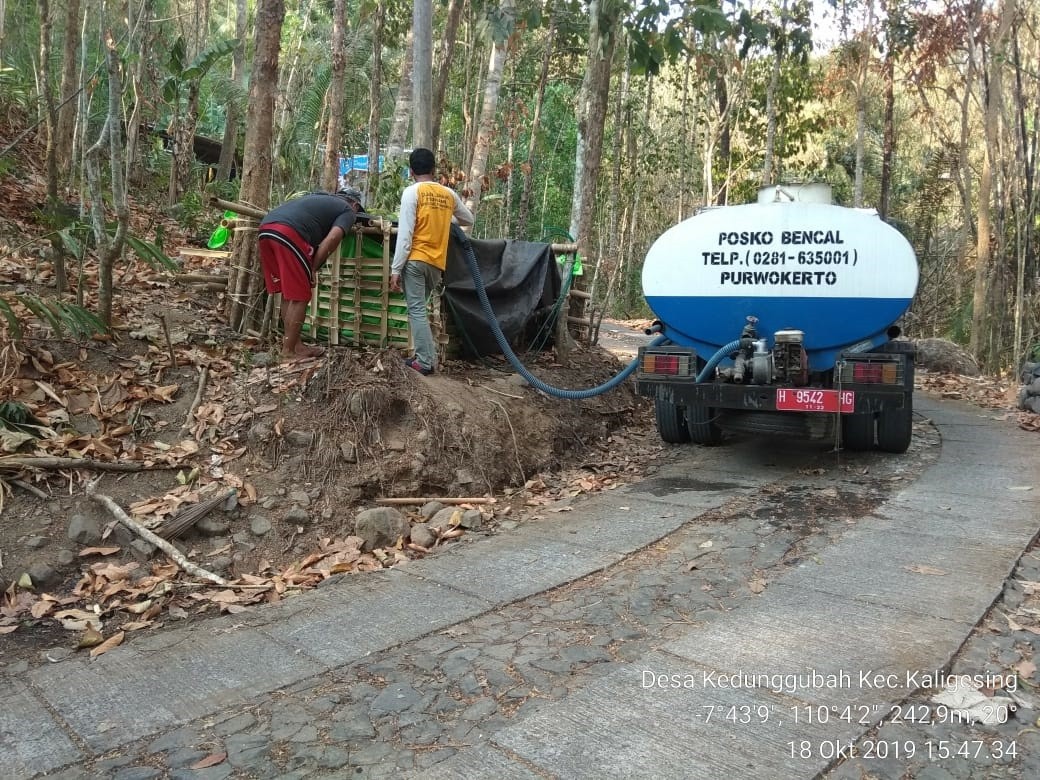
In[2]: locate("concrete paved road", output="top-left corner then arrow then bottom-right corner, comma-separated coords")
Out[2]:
1,396 -> 1037,779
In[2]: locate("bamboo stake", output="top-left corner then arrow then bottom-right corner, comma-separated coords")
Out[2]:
375,497 -> 495,506
208,196 -> 266,219
87,482 -> 227,585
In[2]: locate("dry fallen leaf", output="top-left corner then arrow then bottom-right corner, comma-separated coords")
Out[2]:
77,624 -> 104,648
78,546 -> 122,557
190,753 -> 227,770
90,630 -> 124,658
748,578 -> 767,594
1014,658 -> 1037,680
905,564 -> 948,576
0,625 -> 17,634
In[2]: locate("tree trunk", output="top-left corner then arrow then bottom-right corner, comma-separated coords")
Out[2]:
431,0 -> 464,150
762,0 -> 788,187
55,0 -> 80,171
412,0 -> 433,149
84,39 -> 127,326
852,5 -> 874,209
568,0 -> 618,248
878,0 -> 896,219
387,29 -> 414,157
227,0 -> 285,331
216,0 -> 247,184
713,72 -> 729,204
366,0 -> 384,202
516,8 -> 555,240
970,0 -> 1015,367
38,0 -> 68,295
272,0 -> 313,187
464,31 -> 509,216
322,0 -> 347,191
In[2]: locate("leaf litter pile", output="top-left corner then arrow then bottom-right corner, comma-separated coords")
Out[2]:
0,266 -> 656,660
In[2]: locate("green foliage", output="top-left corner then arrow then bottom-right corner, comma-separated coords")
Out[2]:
125,235 -> 180,274
162,37 -> 237,102
0,294 -> 107,341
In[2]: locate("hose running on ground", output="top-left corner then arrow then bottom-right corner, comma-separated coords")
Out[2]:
456,226 -> 664,399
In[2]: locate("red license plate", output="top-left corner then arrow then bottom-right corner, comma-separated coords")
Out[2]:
775,388 -> 855,413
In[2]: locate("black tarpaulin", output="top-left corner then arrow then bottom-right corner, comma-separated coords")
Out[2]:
443,234 -> 563,357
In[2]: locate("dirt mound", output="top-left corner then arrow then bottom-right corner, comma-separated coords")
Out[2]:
257,347 -> 643,505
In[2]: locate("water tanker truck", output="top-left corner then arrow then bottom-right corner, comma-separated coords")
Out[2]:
635,184 -> 919,453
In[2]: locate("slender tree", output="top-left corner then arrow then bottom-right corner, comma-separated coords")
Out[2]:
366,0 -> 385,201
431,0 -> 465,149
322,0 -> 347,191
216,0 -> 247,184
412,0 -> 433,148
465,0 -> 515,215
227,0 -> 286,331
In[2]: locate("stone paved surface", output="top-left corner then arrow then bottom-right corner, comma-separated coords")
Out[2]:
2,397 -> 1037,779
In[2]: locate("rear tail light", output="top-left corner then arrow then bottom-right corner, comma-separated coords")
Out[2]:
641,351 -> 694,377
840,359 -> 902,384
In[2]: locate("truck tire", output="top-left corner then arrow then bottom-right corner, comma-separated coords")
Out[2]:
877,353 -> 914,453
654,399 -> 690,443
686,404 -> 722,445
842,413 -> 875,451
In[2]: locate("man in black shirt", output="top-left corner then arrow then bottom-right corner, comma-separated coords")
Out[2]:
259,188 -> 364,359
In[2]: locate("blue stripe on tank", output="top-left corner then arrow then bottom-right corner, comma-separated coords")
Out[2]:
646,295 -> 912,372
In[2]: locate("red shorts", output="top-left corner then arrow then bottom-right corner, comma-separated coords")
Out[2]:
258,223 -> 315,302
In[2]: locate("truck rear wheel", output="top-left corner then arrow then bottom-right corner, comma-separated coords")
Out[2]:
654,399 -> 690,443
877,406 -> 913,453
842,413 -> 875,451
686,404 -> 722,445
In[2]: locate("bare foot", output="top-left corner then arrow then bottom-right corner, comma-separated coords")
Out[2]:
282,344 -> 325,361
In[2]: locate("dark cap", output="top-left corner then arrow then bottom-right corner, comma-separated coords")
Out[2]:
336,186 -> 364,207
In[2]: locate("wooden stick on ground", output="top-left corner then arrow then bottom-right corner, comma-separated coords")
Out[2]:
180,365 -> 209,436
0,456 -> 181,472
86,481 -> 227,586
156,313 -> 178,366
375,497 -> 495,506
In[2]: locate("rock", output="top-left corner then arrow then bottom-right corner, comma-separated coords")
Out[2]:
246,421 -> 273,446
459,509 -> 483,531
287,490 -> 310,508
1029,396 -> 1040,415
222,492 -> 239,512
260,497 -> 278,510
250,515 -> 272,536
41,647 -> 73,663
25,535 -> 48,550
410,523 -> 437,548
419,501 -> 444,520
26,562 -> 58,587
252,352 -> 275,367
386,438 -> 406,452
129,540 -> 157,560
354,507 -> 409,552
340,441 -> 357,463
55,548 -> 76,566
430,507 -> 463,532
285,506 -> 310,525
285,430 -> 315,447
208,556 -> 232,576
499,520 -> 519,531
454,468 -> 478,485
67,513 -> 102,546
369,682 -> 421,716
196,517 -> 230,537
912,338 -> 980,376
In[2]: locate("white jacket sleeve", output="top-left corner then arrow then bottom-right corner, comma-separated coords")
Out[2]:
392,185 -> 418,275
453,191 -> 475,227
